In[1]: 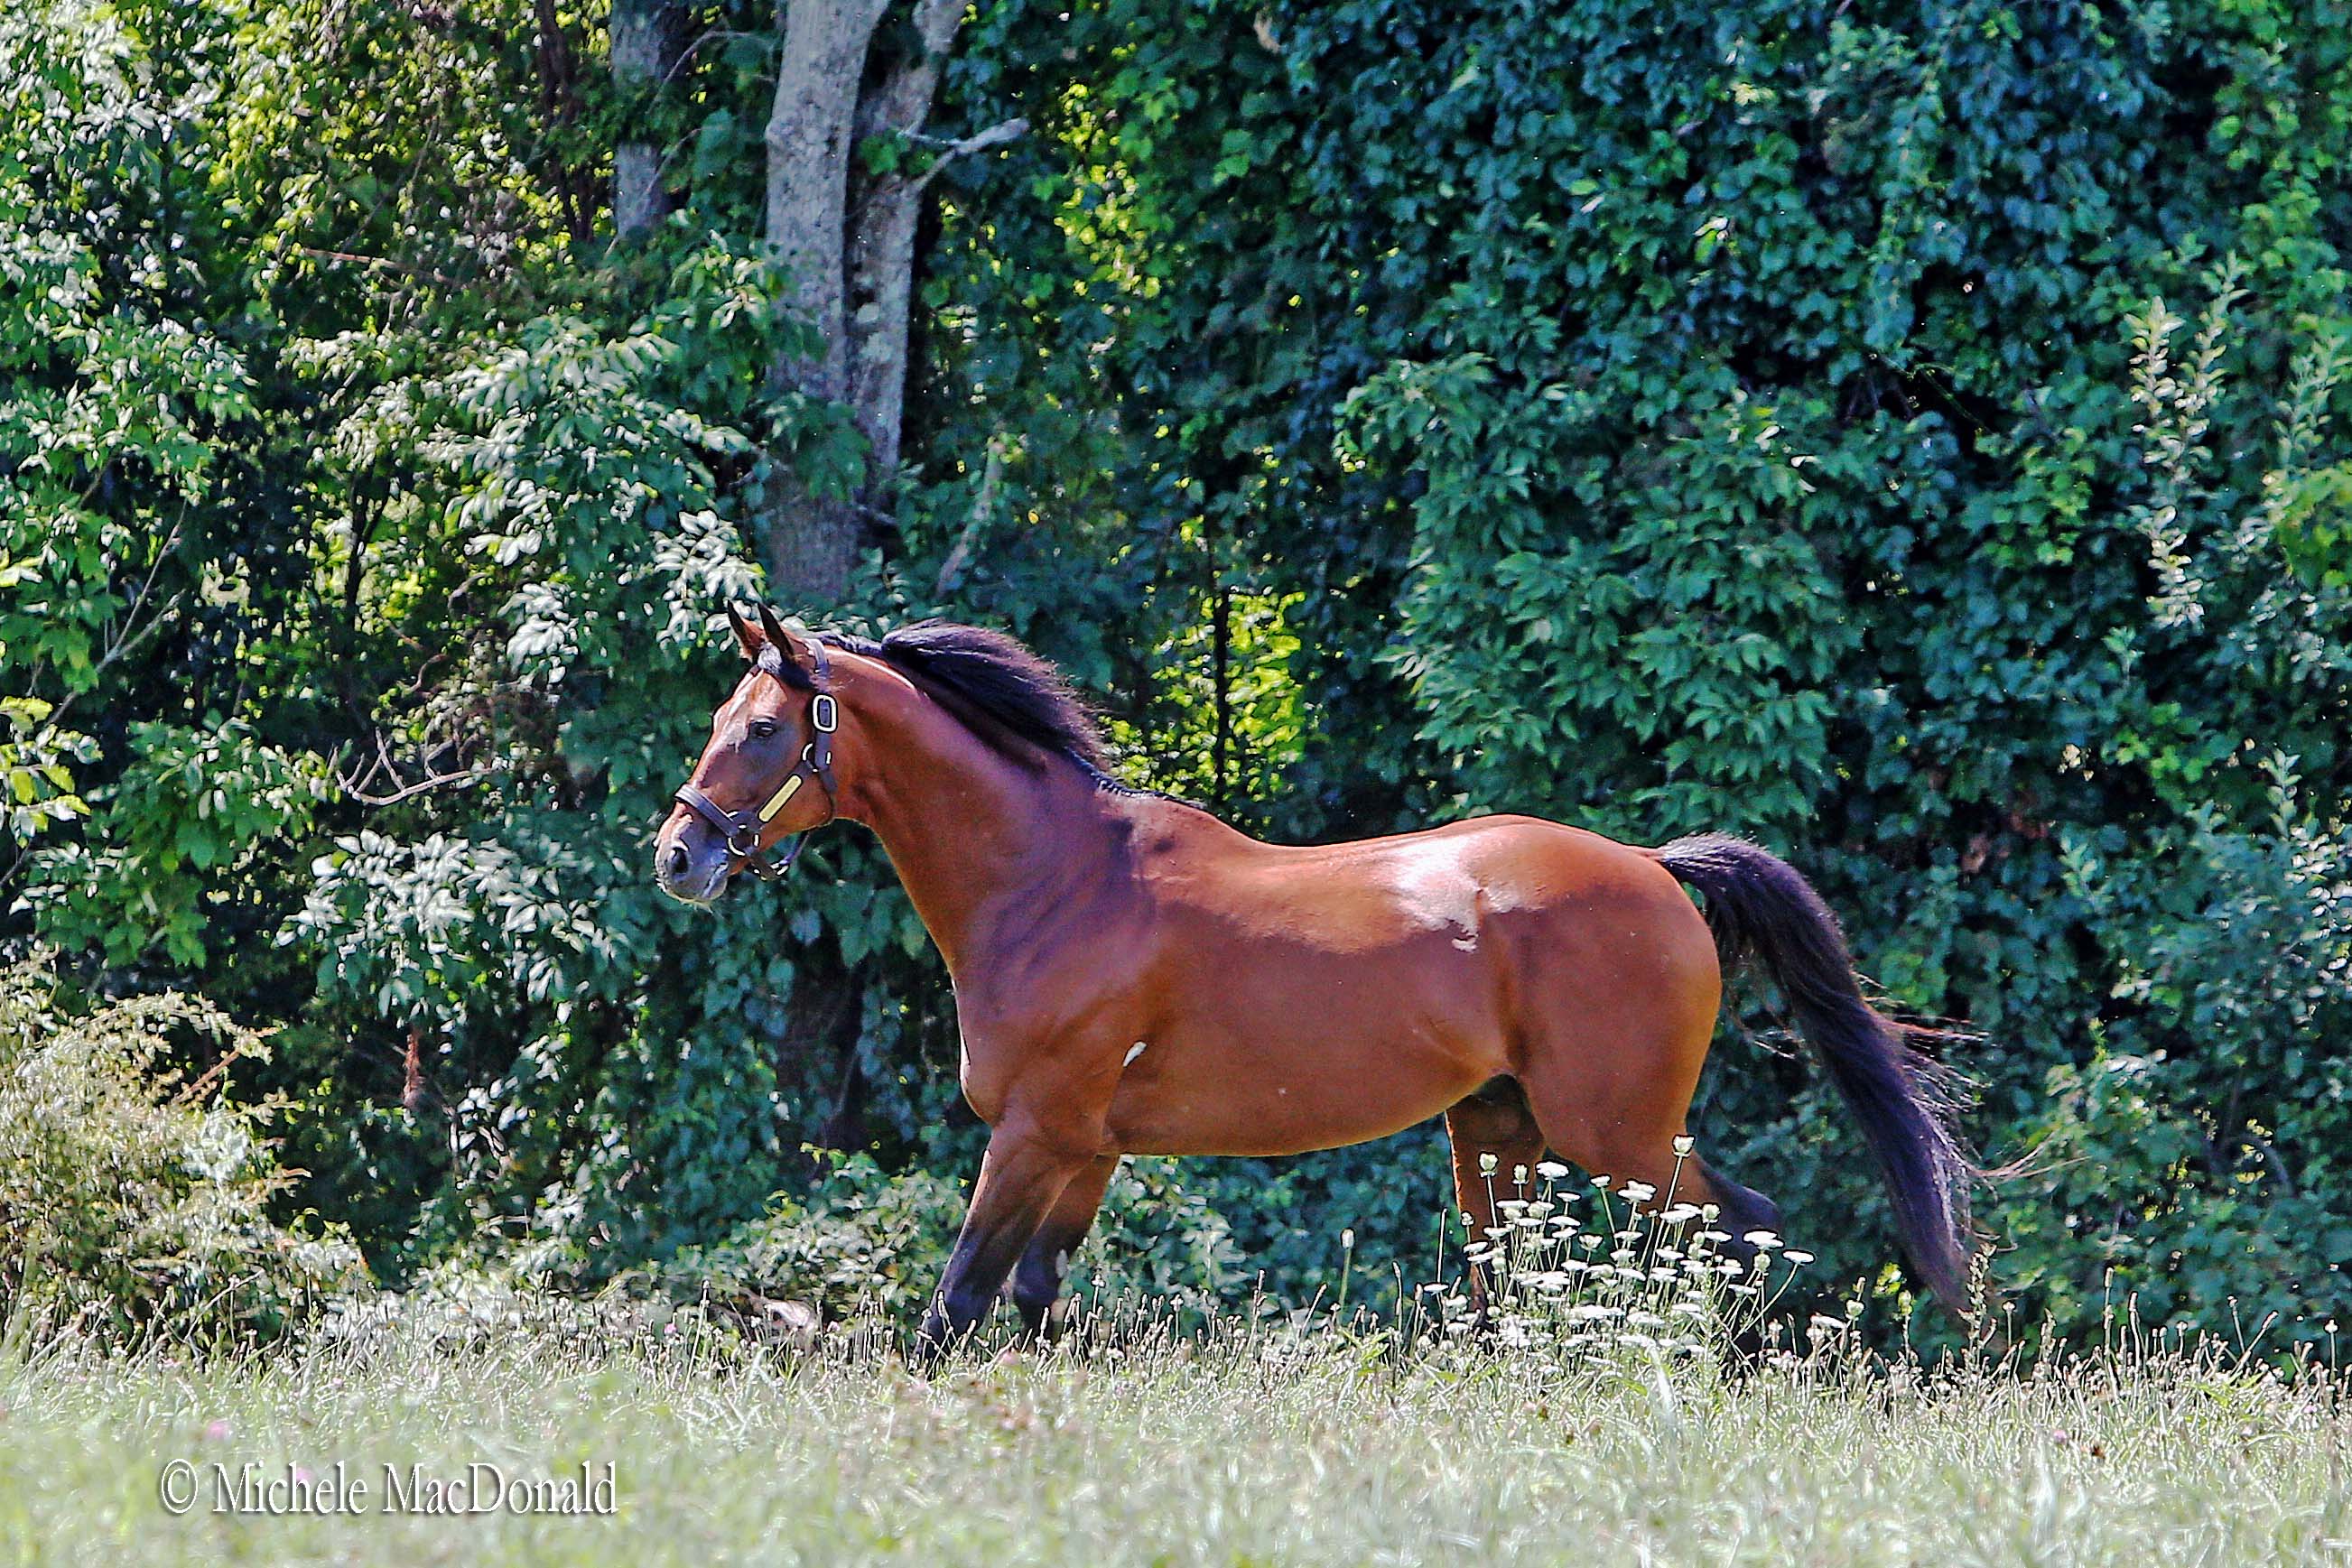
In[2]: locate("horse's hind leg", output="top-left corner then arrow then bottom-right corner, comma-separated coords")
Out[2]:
1692,1154 -> 1782,1243
1522,1097 -> 1789,1342
1443,1078 -> 1548,1317
1511,963 -> 1782,1272
1517,1081 -> 1772,1238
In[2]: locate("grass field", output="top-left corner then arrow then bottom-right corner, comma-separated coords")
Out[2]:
0,1293 -> 2345,1567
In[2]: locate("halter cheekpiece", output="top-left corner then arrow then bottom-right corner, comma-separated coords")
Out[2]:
672,643 -> 839,881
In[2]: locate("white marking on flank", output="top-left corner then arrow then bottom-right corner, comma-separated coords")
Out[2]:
1123,1041 -> 1148,1068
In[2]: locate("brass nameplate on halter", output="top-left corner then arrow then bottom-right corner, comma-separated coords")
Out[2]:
758,774 -> 804,822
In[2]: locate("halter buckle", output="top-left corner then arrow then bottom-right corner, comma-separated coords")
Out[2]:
811,693 -> 837,734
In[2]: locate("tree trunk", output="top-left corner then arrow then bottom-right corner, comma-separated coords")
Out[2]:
755,0 -> 1021,602
610,0 -> 679,241
847,118 -> 1025,495
757,0 -> 889,600
530,0 -> 597,248
842,0 -> 963,493
764,0 -> 887,394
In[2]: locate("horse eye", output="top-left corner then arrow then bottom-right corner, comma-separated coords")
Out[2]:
748,719 -> 777,740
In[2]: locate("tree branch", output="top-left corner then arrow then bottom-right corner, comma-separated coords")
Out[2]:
934,434 -> 1006,598
914,117 -> 1029,190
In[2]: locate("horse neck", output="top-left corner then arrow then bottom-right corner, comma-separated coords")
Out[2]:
832,657 -> 1118,973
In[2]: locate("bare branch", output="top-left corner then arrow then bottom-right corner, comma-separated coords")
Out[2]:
661,27 -> 765,88
330,728 -> 495,808
911,0 -> 963,55
913,116 -> 1028,190
854,0 -> 971,144
337,762 -> 495,808
296,246 -> 463,288
935,433 -> 1006,598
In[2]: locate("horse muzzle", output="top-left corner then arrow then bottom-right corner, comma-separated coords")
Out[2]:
655,812 -> 733,905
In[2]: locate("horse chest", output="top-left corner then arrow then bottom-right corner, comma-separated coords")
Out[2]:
955,1022 -> 1002,1122
945,982 -> 1129,1128
948,993 -> 1082,1127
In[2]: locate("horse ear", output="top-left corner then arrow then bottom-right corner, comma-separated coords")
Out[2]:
724,602 -> 762,659
756,604 -> 817,673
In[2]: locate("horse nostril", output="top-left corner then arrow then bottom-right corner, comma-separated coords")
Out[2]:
665,842 -> 691,880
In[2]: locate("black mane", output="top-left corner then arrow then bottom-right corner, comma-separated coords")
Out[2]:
769,619 -> 1124,784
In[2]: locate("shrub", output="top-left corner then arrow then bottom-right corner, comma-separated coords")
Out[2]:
613,1150 -> 1250,1336
645,1155 -> 968,1328
0,953 -> 366,1346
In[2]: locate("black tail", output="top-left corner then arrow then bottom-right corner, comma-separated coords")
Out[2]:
1648,833 -> 1977,1314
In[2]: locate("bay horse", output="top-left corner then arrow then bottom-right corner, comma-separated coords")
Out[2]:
655,608 -> 1975,1354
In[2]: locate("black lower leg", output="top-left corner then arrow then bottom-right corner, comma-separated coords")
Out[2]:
1697,1157 -> 1785,1362
918,1232 -> 1022,1358
913,1136 -> 1082,1364
1009,1155 -> 1118,1341
1009,1222 -> 1086,1341
1699,1157 -> 1783,1267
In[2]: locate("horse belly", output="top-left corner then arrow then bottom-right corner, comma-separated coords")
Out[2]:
1102,949 -> 1501,1157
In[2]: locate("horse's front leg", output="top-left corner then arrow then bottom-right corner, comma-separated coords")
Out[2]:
915,1127 -> 1093,1362
1009,1153 -> 1120,1343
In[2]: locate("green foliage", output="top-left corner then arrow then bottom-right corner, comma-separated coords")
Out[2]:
282,245 -> 877,1265
1343,359 -> 1854,830
0,0 -> 261,852
643,1155 -> 971,1326
0,699 -> 86,845
2008,756 -> 2352,1334
0,953 -> 366,1345
525,1151 -> 1250,1336
26,719 -> 330,966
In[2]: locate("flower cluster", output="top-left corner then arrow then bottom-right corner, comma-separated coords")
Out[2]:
1416,1141 -> 1822,1369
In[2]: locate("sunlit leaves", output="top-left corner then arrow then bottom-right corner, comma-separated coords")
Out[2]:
23,719 -> 330,966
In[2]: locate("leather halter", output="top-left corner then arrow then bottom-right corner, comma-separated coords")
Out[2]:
672,644 -> 839,882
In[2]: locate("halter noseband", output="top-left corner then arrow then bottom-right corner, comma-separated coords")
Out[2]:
672,644 -> 839,882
